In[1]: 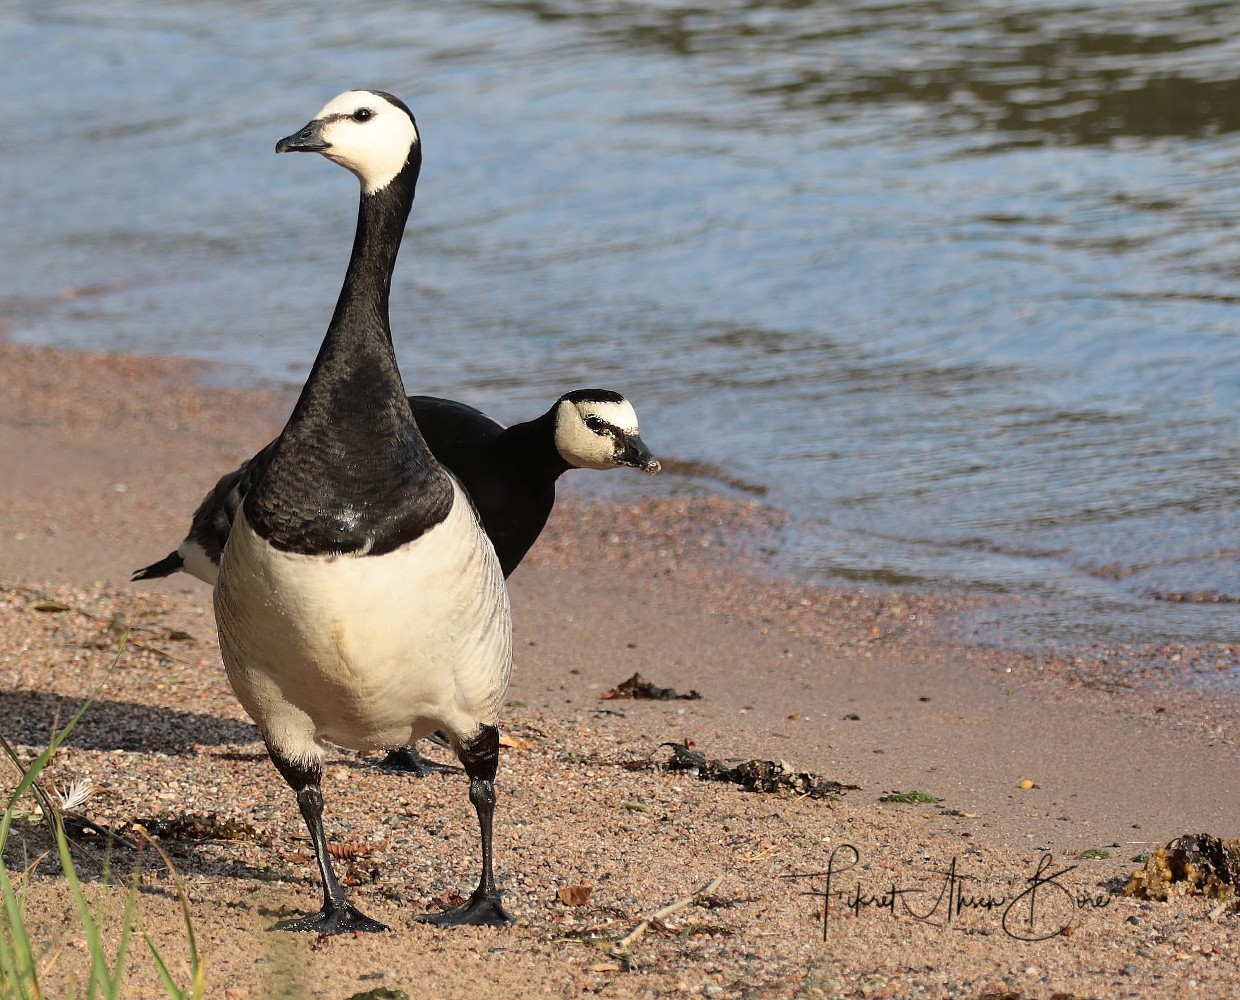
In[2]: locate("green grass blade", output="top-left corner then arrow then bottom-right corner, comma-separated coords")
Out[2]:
140,832 -> 205,1000
106,868 -> 143,999
53,815 -> 109,1000
0,637 -> 129,1000
144,939 -> 182,1000
0,859 -> 40,999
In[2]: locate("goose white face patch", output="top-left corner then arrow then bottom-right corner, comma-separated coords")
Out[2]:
311,90 -> 419,194
554,398 -> 640,470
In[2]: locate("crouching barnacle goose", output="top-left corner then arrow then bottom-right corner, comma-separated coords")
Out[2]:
133,389 -> 660,587
213,90 -> 512,933
133,390 -> 659,773
406,390 -> 660,577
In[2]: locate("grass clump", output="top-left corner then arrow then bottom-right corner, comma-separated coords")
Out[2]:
0,640 -> 205,998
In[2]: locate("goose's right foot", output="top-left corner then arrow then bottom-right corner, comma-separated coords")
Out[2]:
269,752 -> 389,936
417,887 -> 512,927
375,745 -> 458,776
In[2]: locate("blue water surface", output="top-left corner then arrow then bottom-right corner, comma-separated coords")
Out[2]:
5,0 -> 1240,652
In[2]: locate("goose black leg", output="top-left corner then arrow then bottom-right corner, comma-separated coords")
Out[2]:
418,724 -> 512,926
267,748 -> 388,934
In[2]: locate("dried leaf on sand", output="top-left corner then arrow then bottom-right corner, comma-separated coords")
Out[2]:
557,884 -> 593,906
628,741 -> 858,800
602,672 -> 701,701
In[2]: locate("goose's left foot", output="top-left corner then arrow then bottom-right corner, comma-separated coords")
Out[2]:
417,887 -> 512,927
416,724 -> 512,928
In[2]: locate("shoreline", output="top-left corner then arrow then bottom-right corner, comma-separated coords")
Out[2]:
2,338 -> 1238,997
8,328 -> 1237,706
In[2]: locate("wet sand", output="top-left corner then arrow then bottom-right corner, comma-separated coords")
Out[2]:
1,340 -> 1237,999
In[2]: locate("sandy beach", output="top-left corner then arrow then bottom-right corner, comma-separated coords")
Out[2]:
1,338 -> 1238,999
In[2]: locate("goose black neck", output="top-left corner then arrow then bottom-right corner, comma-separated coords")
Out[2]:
502,406 -> 573,482
330,165 -> 418,346
292,153 -> 421,419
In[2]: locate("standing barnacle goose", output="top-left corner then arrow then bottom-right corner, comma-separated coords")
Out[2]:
213,90 -> 512,932
134,389 -> 660,775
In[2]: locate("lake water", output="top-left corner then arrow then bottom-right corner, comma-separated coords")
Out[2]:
5,0 -> 1240,655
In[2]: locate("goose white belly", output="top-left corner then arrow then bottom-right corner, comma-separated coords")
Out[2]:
214,480 -> 511,765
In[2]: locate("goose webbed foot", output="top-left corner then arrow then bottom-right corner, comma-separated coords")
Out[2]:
275,901 -> 389,935
417,887 -> 512,927
415,724 -> 512,927
375,744 -> 459,776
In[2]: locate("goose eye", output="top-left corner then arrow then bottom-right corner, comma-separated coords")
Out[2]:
584,416 -> 608,432
352,107 -> 374,122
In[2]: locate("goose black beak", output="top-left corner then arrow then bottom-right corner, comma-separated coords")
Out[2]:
620,434 -> 661,474
276,119 -> 331,154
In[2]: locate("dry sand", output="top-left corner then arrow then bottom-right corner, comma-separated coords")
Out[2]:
1,339 -> 1238,999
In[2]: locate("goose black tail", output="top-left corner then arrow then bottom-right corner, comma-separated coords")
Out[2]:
131,552 -> 184,581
